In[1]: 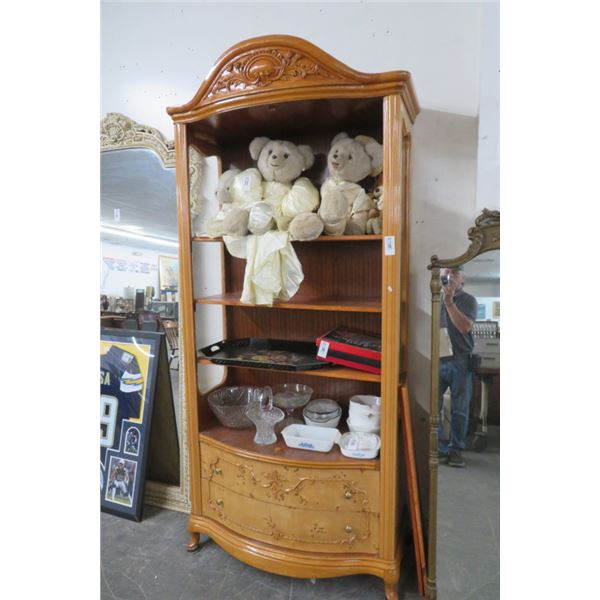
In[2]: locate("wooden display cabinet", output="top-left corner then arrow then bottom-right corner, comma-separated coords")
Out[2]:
167,36 -> 419,599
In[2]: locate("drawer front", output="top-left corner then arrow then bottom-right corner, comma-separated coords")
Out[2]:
478,353 -> 500,369
200,442 -> 379,513
202,478 -> 379,554
474,339 -> 500,354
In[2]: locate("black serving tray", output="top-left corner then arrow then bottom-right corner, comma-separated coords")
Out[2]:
199,338 -> 330,371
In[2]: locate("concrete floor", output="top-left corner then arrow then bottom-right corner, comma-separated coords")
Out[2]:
101,507 -> 421,600
436,425 -> 500,599
101,370 -> 499,599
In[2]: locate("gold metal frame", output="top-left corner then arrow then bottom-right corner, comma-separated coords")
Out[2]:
425,208 -> 500,599
101,112 -> 190,513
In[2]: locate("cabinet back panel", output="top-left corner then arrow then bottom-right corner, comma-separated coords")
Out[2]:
226,369 -> 380,407
224,242 -> 382,300
225,306 -> 381,343
191,97 -> 384,159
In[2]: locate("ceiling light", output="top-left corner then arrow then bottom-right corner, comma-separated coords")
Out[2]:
120,225 -> 145,232
100,225 -> 178,248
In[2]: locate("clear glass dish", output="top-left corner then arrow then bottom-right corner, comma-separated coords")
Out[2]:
207,386 -> 256,429
272,383 -> 313,429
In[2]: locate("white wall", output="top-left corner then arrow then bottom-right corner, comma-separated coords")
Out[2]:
475,1 -> 500,211
471,280 -> 500,297
408,109 -> 479,409
101,241 -> 177,297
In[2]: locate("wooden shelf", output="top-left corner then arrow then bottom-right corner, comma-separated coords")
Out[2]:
199,425 -> 379,470
197,357 -> 381,383
195,293 -> 382,313
192,235 -> 383,243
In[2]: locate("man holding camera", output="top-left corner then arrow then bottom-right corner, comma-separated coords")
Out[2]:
439,266 -> 478,467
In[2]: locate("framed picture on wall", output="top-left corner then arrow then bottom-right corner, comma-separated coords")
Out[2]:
477,304 -> 486,320
158,255 -> 179,291
492,301 -> 500,318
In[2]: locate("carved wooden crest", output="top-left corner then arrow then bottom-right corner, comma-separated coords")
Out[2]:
167,35 -> 420,123
205,47 -> 345,102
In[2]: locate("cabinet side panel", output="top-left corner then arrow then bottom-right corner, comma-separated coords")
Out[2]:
175,123 -> 202,514
379,95 -> 405,560
400,118 -> 412,377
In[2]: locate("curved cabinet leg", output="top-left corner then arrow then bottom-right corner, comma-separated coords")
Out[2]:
186,531 -> 201,552
384,580 -> 398,600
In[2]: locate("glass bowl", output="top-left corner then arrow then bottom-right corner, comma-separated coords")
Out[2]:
207,386 -> 256,429
272,383 -> 313,429
272,383 -> 313,410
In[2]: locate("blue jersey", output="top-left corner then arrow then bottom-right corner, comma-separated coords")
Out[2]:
100,345 -> 143,471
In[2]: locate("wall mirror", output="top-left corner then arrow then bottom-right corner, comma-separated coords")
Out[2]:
100,112 -> 189,512
426,209 -> 500,599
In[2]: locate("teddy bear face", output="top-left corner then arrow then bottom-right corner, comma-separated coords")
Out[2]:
327,137 -> 372,183
257,141 -> 307,183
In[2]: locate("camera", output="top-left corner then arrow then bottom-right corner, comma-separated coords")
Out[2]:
441,275 -> 450,286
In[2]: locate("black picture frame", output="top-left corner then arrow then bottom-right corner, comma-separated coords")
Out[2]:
100,328 -> 162,521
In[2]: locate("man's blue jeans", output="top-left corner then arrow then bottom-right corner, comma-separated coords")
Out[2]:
438,356 -> 473,453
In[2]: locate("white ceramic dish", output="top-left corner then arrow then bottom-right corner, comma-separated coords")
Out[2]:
347,417 -> 380,434
348,408 -> 380,425
339,432 -> 381,459
281,424 -> 341,452
349,395 -> 381,410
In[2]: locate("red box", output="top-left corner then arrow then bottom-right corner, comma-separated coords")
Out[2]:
315,327 -> 381,374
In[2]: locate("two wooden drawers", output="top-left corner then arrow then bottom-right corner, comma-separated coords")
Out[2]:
200,441 -> 380,554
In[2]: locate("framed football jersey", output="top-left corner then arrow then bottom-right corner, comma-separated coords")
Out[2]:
100,328 -> 161,521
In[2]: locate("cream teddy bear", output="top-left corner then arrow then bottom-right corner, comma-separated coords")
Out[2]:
318,132 -> 383,235
206,167 -> 245,237
218,137 -> 324,240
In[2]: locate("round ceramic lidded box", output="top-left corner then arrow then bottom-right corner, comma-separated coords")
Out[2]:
303,398 -> 342,428
339,431 -> 381,459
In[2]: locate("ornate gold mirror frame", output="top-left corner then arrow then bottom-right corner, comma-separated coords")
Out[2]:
425,208 -> 500,599
101,112 -> 193,512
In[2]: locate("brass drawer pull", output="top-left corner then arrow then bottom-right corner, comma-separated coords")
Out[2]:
213,467 -> 222,475
215,499 -> 224,507
345,525 -> 353,534
344,491 -> 353,499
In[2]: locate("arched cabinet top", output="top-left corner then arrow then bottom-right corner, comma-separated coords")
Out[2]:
167,35 -> 420,123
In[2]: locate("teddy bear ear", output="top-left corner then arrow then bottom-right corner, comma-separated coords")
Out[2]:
249,137 -> 270,160
331,132 -> 349,146
365,142 -> 383,177
297,145 -> 315,170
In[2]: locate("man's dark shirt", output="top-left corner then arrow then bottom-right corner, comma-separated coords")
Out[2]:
440,287 -> 478,355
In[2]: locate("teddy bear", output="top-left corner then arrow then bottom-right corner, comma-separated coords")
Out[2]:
318,132 -> 383,235
366,175 -> 384,235
206,167 -> 245,237
217,137 -> 324,241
